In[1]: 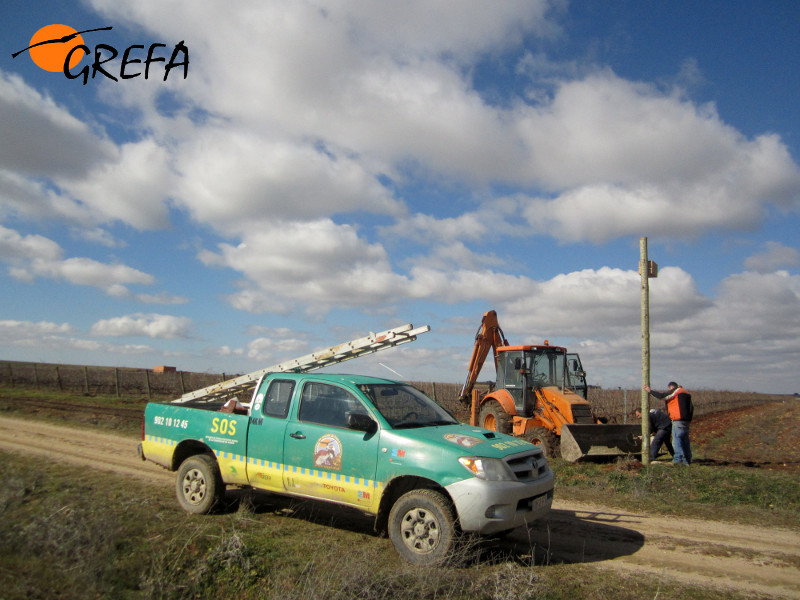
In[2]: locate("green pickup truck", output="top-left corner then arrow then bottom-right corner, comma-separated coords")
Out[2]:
139,372 -> 554,563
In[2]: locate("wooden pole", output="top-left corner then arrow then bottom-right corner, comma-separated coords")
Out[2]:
640,237 -> 651,465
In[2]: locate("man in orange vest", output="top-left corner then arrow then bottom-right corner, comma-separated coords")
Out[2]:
644,382 -> 693,465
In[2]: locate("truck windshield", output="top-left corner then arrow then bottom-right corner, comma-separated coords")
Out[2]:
525,350 -> 566,389
357,384 -> 458,429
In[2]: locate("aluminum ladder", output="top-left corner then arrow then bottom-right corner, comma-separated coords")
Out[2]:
172,323 -> 430,404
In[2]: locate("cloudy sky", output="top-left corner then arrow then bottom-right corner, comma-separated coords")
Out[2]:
2,0 -> 799,394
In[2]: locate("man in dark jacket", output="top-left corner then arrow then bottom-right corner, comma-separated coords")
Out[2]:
644,382 -> 693,465
635,407 -> 674,461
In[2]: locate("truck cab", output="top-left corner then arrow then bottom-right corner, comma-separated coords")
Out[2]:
495,344 -> 588,415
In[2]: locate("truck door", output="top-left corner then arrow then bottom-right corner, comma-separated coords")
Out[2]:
499,350 -> 526,413
566,353 -> 588,399
245,377 -> 295,492
284,381 -> 380,510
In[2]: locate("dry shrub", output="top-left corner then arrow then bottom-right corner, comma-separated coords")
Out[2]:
140,525 -> 257,600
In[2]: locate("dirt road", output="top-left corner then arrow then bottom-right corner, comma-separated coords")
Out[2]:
1,415 -> 798,598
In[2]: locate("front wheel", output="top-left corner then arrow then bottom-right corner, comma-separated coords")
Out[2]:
388,489 -> 457,565
176,454 -> 225,514
478,399 -> 512,434
526,427 -> 560,459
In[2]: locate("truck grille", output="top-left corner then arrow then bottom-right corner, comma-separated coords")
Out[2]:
505,450 -> 548,482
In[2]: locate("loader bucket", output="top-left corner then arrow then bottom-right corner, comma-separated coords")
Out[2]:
560,424 -> 642,463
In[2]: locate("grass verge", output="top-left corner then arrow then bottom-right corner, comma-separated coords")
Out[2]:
552,456 -> 800,529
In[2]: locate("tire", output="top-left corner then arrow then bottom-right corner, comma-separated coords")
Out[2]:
175,454 -> 225,514
388,489 -> 458,565
478,399 -> 512,435
526,427 -> 561,459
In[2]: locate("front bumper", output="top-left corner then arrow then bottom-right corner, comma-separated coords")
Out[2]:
445,468 -> 554,534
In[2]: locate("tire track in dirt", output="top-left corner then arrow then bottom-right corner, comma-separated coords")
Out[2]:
0,415 -> 170,484
1,415 -> 799,598
524,501 -> 800,599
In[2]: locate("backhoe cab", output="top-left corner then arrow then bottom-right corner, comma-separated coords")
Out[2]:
459,311 -> 641,462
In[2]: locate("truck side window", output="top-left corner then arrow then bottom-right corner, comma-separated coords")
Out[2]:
299,382 -> 368,428
263,379 -> 294,419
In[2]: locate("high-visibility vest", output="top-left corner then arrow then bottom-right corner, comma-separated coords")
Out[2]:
664,387 -> 693,421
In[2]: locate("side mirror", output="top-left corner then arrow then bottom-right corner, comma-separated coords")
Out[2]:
347,412 -> 377,434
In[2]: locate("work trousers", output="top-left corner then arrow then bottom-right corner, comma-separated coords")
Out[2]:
650,427 -> 674,460
671,420 -> 692,465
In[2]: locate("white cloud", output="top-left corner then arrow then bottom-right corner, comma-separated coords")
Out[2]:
512,73 -> 800,242
174,131 -> 403,236
199,218 -> 409,312
0,72 -> 172,231
382,211 -> 495,245
0,225 -> 154,294
70,227 -> 126,248
541,267 -> 800,392
246,336 -> 310,362
59,139 -> 173,230
90,313 -> 193,339
407,266 -> 540,305
520,73 -> 738,186
494,266 -> 709,342
135,292 -> 190,305
0,72 -> 116,177
0,320 -> 73,340
0,319 -> 154,357
744,241 -> 800,273
32,257 -> 153,289
0,225 -> 62,265
0,169 -> 92,224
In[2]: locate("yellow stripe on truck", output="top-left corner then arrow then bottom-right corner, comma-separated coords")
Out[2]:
149,436 -> 382,510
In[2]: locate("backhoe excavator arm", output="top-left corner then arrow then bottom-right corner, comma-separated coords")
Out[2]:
458,310 -> 509,405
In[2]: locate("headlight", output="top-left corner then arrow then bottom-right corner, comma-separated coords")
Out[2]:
458,457 -> 515,481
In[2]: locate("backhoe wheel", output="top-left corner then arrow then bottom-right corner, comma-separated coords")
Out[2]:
478,400 -> 512,434
526,427 -> 561,459
388,489 -> 458,565
176,454 -> 225,514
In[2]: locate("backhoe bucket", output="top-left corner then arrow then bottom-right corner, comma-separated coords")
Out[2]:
560,424 -> 642,463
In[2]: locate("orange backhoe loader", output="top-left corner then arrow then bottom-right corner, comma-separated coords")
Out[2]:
459,310 -> 641,462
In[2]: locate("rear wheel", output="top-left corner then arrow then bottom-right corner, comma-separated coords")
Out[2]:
388,489 -> 457,565
176,454 -> 225,514
478,400 -> 512,434
526,427 -> 560,458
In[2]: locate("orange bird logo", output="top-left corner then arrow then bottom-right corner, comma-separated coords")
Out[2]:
12,24 -> 112,72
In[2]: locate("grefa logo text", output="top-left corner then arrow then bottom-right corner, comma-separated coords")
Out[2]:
12,24 -> 189,85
